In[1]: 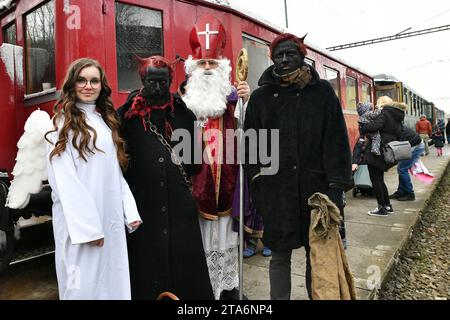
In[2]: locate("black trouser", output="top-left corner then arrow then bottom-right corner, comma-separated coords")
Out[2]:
269,247 -> 312,300
368,164 -> 390,207
339,207 -> 346,239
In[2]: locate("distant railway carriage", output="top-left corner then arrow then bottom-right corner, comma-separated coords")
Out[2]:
374,74 -> 444,129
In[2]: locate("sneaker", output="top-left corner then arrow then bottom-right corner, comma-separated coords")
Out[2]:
385,205 -> 394,213
397,193 -> 415,201
368,206 -> 389,217
243,247 -> 256,258
262,247 -> 272,257
389,192 -> 401,199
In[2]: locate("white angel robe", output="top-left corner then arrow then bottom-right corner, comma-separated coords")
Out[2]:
46,102 -> 141,300
199,216 -> 239,300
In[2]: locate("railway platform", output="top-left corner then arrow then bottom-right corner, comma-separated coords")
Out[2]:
243,144 -> 450,300
1,145 -> 448,300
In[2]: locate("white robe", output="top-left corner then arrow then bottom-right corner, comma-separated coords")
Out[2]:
199,216 -> 239,300
46,102 -> 141,300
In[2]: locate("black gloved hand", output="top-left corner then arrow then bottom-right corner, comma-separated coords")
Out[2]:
325,188 -> 344,209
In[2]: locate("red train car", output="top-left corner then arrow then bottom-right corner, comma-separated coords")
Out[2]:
0,0 -> 374,270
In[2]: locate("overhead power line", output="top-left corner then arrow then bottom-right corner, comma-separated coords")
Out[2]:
326,24 -> 450,51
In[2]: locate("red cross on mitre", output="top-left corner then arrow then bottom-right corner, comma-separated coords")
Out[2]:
189,14 -> 226,59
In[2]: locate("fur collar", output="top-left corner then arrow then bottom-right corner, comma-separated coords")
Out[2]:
383,102 -> 408,112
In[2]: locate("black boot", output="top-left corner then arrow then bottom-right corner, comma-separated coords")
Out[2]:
219,288 -> 249,300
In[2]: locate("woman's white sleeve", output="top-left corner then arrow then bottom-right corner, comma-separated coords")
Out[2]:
48,146 -> 104,245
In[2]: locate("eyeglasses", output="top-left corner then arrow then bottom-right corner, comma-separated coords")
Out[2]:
76,78 -> 101,88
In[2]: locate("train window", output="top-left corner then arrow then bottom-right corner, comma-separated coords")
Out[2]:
324,67 -> 340,98
242,34 -> 271,91
115,3 -> 163,91
305,58 -> 315,68
403,91 -> 409,114
24,0 -> 55,95
345,76 -> 357,110
2,22 -> 16,45
361,82 -> 371,103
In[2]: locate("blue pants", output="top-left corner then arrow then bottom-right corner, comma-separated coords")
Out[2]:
397,142 -> 425,195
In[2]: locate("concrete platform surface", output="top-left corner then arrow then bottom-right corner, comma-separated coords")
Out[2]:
243,144 -> 449,300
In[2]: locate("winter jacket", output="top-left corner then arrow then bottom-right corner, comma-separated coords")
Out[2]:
360,103 -> 406,172
415,118 -> 432,135
431,132 -> 445,148
244,63 -> 352,250
400,126 -> 422,147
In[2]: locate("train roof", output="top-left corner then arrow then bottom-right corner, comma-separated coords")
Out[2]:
373,74 -> 400,83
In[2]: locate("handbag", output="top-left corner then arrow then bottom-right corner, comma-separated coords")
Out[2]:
383,140 -> 412,167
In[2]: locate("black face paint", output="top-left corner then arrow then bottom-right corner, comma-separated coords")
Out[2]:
272,40 -> 304,75
141,67 -> 171,104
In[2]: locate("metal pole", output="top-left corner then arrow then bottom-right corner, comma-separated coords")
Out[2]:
238,97 -> 244,300
284,0 -> 289,29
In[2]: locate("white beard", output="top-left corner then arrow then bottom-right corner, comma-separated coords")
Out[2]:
183,57 -> 232,120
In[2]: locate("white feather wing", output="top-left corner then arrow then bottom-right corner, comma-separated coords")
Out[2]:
6,110 -> 53,209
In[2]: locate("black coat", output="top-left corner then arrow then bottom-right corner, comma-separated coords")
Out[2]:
118,92 -> 213,300
360,103 -> 406,172
244,64 -> 352,251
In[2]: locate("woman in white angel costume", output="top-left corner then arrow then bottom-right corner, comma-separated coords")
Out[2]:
42,58 -> 142,299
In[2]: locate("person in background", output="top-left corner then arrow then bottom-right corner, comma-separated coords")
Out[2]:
356,102 -> 382,156
446,119 -> 450,144
437,119 -> 446,143
389,126 -> 425,201
415,115 -> 432,155
360,96 -> 407,216
431,128 -> 445,157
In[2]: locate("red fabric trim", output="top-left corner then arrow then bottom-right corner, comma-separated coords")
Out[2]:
124,91 -> 174,138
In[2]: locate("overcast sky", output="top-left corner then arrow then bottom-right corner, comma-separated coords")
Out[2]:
228,0 -> 450,115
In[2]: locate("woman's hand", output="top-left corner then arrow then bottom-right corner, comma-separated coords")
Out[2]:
352,164 -> 359,172
87,238 -> 104,247
234,81 -> 250,103
128,221 -> 142,229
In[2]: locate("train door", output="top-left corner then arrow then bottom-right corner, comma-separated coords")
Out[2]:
375,82 -> 403,103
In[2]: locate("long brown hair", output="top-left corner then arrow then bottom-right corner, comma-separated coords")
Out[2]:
46,58 -> 128,169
